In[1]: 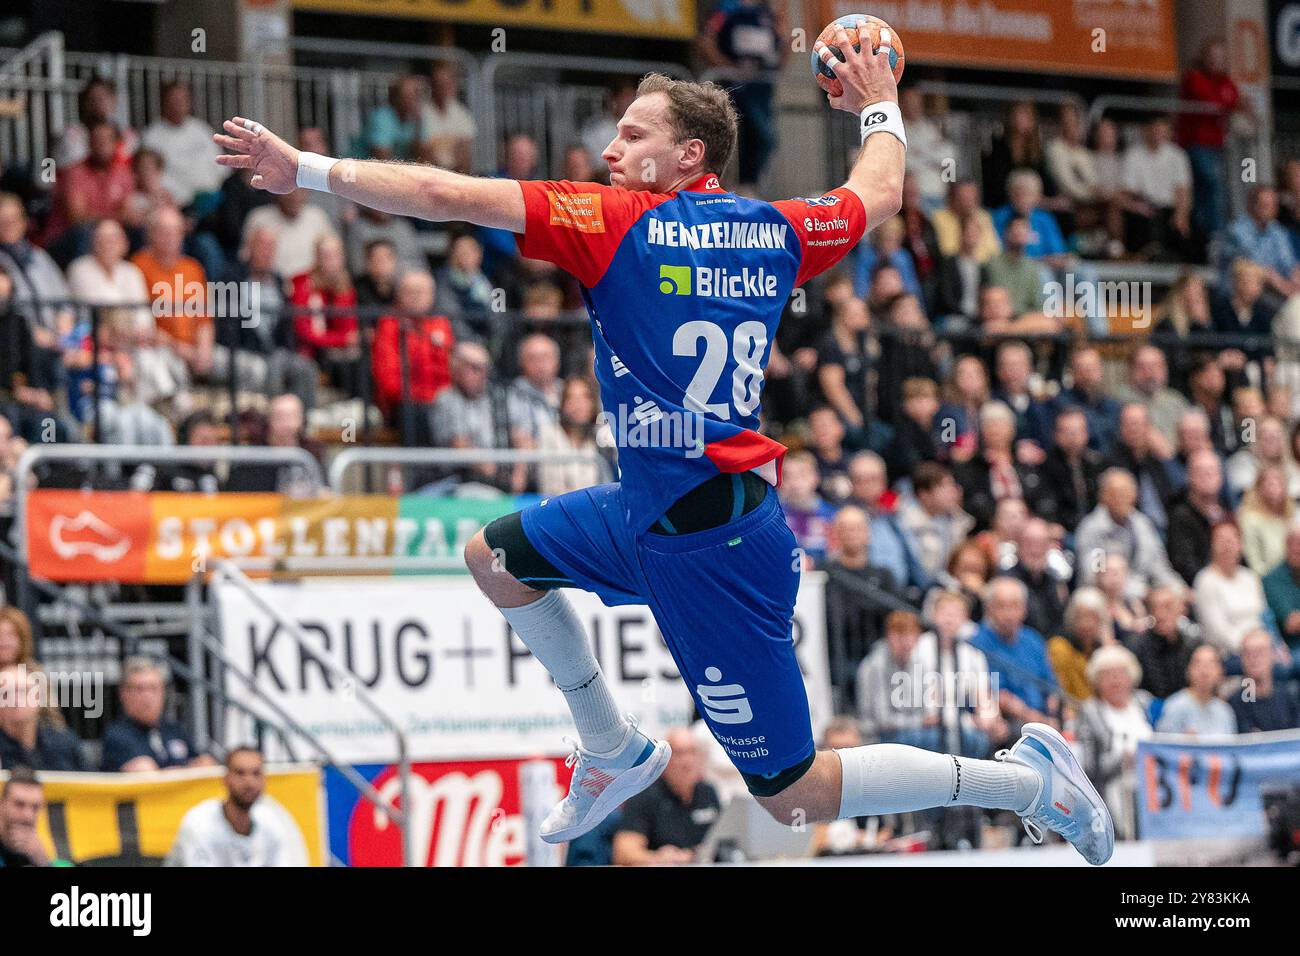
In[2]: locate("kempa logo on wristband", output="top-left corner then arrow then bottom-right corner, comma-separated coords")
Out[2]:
860,101 -> 906,148
296,151 -> 338,193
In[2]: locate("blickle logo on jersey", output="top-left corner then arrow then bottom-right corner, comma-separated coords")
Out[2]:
657,264 -> 778,298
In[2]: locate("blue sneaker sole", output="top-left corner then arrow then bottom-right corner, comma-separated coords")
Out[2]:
1021,721 -> 1115,865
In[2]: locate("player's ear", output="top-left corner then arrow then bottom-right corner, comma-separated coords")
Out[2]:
679,137 -> 707,172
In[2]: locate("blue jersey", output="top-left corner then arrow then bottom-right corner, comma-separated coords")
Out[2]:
517,173 -> 866,533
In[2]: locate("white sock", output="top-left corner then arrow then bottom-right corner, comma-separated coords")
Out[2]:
836,745 -> 1040,818
499,591 -> 628,754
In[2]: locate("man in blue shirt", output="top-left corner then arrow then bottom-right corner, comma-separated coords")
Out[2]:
100,658 -> 215,772
971,576 -> 1061,729
991,169 -> 1068,263
1225,185 -> 1300,300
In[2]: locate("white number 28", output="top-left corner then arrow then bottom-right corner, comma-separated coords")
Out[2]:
672,320 -> 767,421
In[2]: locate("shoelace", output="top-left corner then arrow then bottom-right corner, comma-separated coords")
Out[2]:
558,715 -> 642,805
994,747 -> 1068,847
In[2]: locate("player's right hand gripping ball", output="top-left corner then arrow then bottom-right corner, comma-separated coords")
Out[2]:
811,14 -> 905,97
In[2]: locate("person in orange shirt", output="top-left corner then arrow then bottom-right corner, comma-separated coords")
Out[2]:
130,205 -> 213,378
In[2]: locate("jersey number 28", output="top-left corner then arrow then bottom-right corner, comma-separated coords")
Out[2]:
673,320 -> 767,421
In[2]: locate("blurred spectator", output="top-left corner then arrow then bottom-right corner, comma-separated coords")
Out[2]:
166,747 -> 295,866
100,657 -> 215,771
418,62 -> 477,172
933,215 -> 985,325
131,205 -> 214,379
0,665 -> 84,771
1045,103 -> 1100,237
992,170 -> 1068,266
372,270 -> 454,437
140,81 -> 227,208
243,188 -> 338,279
896,461 -> 972,581
1153,273 -> 1215,392
1185,355 -> 1238,456
0,607 -> 35,668
290,234 -> 360,394
816,296 -> 876,444
478,133 -> 539,281
429,341 -> 534,493
510,332 -> 564,442
1075,468 -> 1180,593
845,451 -> 929,593
1228,628 -> 1299,733
971,576 -> 1060,730
66,218 -> 151,335
855,216 -> 921,299
951,401 -> 1049,531
822,504 -> 903,680
612,727 -> 719,865
1264,525 -> 1300,653
990,340 -> 1051,454
436,234 -> 494,325
580,82 -> 636,170
1040,406 -> 1102,531
345,204 -> 422,277
1105,403 -> 1177,533
1119,116 -> 1194,261
226,393 -> 323,494
56,77 -> 138,168
983,101 -> 1051,210
1211,259 -> 1276,376
1010,516 -> 1069,640
0,192 -> 76,394
900,89 -> 958,209
856,610 -> 933,745
538,375 -> 614,496
202,166 -> 273,257
227,226 -> 319,411
1046,586 -> 1111,701
358,74 -> 423,161
353,237 -> 400,310
124,148 -> 176,230
884,377 -> 941,482
43,122 -> 134,265
1123,584 -> 1198,699
1177,38 -> 1248,241
780,450 -> 836,566
937,354 -> 990,461
1056,345 -> 1121,454
1115,344 -> 1189,448
1167,448 -> 1228,584
1192,519 -> 1267,655
1076,644 -> 1152,840
1155,645 -> 1236,735
1227,415 -> 1300,502
698,0 -> 785,191
932,179 -> 1000,264
0,769 -> 50,866
982,217 -> 1047,319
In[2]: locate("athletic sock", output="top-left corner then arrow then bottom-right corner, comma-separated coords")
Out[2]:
499,591 -> 629,754
836,744 -> 1041,818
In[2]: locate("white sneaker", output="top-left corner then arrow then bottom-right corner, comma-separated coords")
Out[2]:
540,716 -> 671,845
997,721 -> 1115,865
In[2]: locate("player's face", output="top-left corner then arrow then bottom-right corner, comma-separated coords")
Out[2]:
603,93 -> 695,192
226,752 -> 266,810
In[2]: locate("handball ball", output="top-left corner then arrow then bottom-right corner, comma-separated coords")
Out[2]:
811,14 -> 905,98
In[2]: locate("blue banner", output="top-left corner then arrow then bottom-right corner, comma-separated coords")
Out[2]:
1136,731 -> 1300,840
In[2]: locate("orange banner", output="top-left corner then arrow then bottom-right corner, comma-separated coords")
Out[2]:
816,0 -> 1178,80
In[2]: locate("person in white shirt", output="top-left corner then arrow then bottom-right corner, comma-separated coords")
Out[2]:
241,188 -> 339,279
166,747 -> 296,867
899,88 -> 958,210
1119,115 -> 1194,260
1192,519 -> 1268,654
419,62 -> 477,172
140,82 -> 228,208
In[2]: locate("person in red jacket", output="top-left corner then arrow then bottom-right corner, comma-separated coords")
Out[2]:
372,269 -> 454,443
289,234 -> 360,393
1177,38 -> 1252,243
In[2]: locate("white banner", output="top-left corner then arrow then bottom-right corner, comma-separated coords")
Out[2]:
215,574 -> 831,763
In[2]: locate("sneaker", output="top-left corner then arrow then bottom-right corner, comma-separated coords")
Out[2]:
997,721 -> 1115,865
540,715 -> 671,845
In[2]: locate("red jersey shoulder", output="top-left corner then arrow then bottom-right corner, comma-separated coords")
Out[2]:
516,179 -> 670,287
771,188 -> 868,287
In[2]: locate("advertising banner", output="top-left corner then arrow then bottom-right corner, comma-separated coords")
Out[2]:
816,0 -> 1178,79
1136,730 -> 1300,840
0,764 -> 326,866
215,574 -> 832,764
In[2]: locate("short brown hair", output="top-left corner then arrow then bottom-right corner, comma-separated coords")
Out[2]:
0,606 -> 35,667
635,73 -> 738,176
885,611 -> 922,635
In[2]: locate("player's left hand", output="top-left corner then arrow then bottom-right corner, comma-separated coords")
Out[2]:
214,117 -> 300,194
814,19 -> 898,114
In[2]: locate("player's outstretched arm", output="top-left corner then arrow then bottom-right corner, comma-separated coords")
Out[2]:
214,118 -> 525,232
814,22 -> 905,231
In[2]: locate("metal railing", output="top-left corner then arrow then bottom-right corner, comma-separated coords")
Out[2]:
329,446 -> 616,493
207,559 -> 415,867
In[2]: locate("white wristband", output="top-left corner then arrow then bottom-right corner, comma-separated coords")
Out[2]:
296,151 -> 338,193
860,102 -> 907,149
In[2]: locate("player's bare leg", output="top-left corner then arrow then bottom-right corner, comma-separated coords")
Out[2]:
755,731 -> 1114,865
464,529 -> 670,844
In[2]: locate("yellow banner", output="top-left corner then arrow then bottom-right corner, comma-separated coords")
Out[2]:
3,765 -> 326,866
292,0 -> 696,39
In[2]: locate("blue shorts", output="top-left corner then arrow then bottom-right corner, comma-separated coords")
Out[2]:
517,482 -> 814,781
